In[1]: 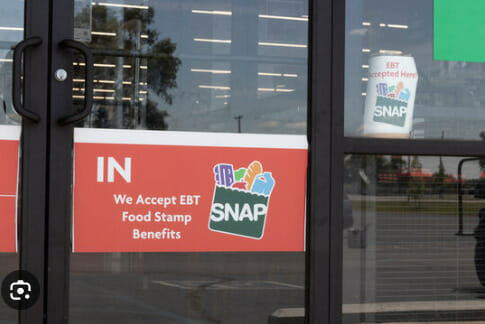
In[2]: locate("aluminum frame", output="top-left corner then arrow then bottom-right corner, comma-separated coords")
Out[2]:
45,0 -> 327,323
19,0 -> 50,323
307,0 -> 333,322
44,0 -> 75,322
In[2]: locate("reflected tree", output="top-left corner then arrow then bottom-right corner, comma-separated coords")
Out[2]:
407,156 -> 425,207
74,4 -> 181,129
432,158 -> 448,197
480,131 -> 485,170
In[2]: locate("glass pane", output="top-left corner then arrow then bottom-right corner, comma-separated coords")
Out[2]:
72,0 -> 307,133
0,0 -> 23,126
0,0 -> 23,321
343,154 -> 485,322
70,0 -> 308,322
344,0 -> 485,140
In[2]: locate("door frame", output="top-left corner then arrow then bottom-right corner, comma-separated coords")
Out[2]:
18,0 -> 50,323
328,0 -> 485,323
307,0 -> 334,322
41,0 -> 341,323
41,0 -> 485,321
45,0 -> 75,322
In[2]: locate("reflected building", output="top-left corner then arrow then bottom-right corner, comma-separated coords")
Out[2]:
73,0 -> 308,135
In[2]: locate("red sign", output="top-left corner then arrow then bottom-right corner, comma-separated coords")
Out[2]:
0,126 -> 20,253
73,129 -> 308,252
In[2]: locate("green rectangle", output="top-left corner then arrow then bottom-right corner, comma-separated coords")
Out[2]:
209,186 -> 269,239
434,0 -> 485,63
373,97 -> 408,127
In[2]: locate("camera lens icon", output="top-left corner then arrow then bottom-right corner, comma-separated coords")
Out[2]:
10,280 -> 32,301
1,270 -> 39,310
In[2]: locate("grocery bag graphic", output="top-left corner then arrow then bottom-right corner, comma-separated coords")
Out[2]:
362,55 -> 418,138
372,81 -> 411,127
209,161 -> 275,239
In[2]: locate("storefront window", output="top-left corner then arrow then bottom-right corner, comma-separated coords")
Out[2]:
343,154 -> 485,322
345,0 -> 485,140
70,1 -> 308,323
73,0 -> 307,134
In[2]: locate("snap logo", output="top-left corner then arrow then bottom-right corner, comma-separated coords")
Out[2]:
209,161 -> 275,239
373,81 -> 411,127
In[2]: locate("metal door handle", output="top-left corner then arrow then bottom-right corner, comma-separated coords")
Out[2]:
12,37 -> 42,122
57,39 -> 93,126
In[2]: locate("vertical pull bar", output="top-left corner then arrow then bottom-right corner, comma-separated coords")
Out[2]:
57,39 -> 93,126
12,37 -> 42,122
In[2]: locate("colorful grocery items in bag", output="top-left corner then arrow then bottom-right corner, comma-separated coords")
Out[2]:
213,163 -> 235,187
234,168 -> 246,182
212,161 -> 275,194
251,172 -> 275,196
232,181 -> 247,190
244,161 -> 263,190
209,161 -> 275,239
363,55 -> 418,138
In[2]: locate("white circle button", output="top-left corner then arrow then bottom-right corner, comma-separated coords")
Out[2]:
54,69 -> 68,81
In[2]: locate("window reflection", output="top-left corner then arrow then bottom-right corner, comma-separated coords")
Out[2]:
345,0 -> 485,140
0,0 -> 24,125
71,1 -> 308,323
74,0 -> 307,134
343,154 -> 485,323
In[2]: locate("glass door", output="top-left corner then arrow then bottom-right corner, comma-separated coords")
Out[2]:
47,0 -> 309,322
15,0 -> 484,323
0,0 -> 50,323
338,0 -> 485,323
